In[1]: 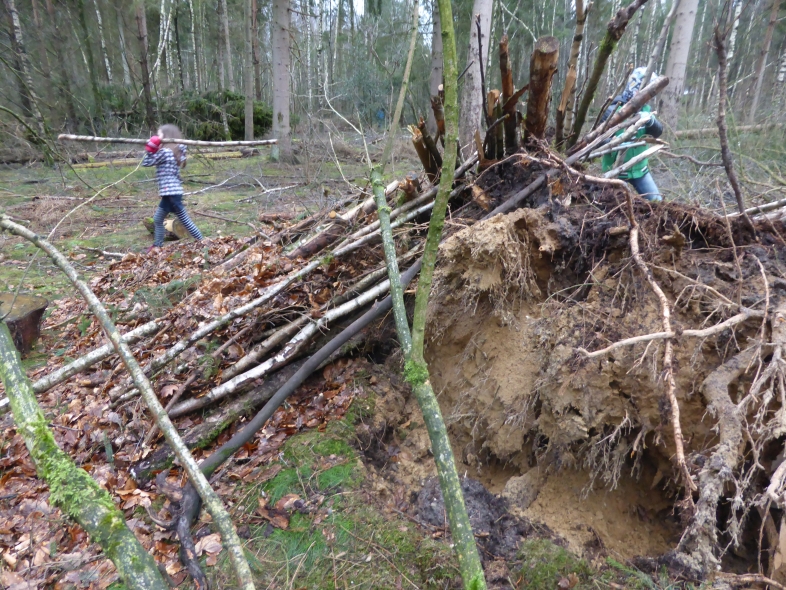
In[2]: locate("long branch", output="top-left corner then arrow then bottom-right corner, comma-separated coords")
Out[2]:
0,215 -> 256,590
58,134 -> 277,147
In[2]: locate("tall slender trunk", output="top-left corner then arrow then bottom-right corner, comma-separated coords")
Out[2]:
726,1 -> 742,63
76,0 -> 102,107
271,0 -> 292,160
45,0 -> 77,127
252,0 -> 263,99
426,0 -> 443,137
3,0 -> 46,136
747,0 -> 781,123
4,5 -> 31,116
658,0 -> 700,129
93,0 -> 113,85
174,4 -> 186,91
555,0 -> 586,149
457,0 -> 493,154
220,0 -> 234,91
245,0 -> 254,140
643,0 -> 679,86
217,7 -> 227,92
188,0 -> 200,91
29,0 -> 51,79
135,0 -> 156,132
116,5 -> 133,88
380,0 -> 419,172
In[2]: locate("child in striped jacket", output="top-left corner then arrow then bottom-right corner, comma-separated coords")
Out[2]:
142,124 -> 203,250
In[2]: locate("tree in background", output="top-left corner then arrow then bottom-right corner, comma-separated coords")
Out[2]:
659,0 -> 700,129
271,0 -> 292,161
458,0 -> 493,154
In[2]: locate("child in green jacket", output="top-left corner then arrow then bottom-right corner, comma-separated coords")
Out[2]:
601,67 -> 664,202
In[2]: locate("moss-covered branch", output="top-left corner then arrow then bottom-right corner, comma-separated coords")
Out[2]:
0,323 -> 167,590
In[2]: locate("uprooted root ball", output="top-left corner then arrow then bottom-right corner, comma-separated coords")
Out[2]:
426,169 -> 786,578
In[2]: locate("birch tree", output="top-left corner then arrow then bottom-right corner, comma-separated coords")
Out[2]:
659,0 -> 700,128
457,0 -> 493,154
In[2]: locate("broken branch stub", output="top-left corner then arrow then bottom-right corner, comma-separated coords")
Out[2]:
525,36 -> 560,142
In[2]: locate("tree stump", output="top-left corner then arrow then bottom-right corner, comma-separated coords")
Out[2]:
525,36 -> 560,142
0,293 -> 48,355
142,217 -> 188,240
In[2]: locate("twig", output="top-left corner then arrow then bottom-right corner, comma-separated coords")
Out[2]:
79,246 -> 125,258
194,210 -> 259,233
603,144 -> 664,179
660,151 -> 723,167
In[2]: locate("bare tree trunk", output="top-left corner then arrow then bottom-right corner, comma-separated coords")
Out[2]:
555,0 -> 586,149
187,0 -> 200,91
271,0 -> 292,161
94,0 -> 113,85
746,0 -> 781,123
426,0 -> 443,137
173,4 -> 186,91
29,0 -> 51,80
45,0 -> 77,127
643,0 -> 679,86
245,0 -> 254,140
220,0 -> 234,91
76,0 -> 102,107
252,0 -> 263,100
457,0 -> 493,154
135,0 -> 156,132
380,0 -> 419,172
726,1 -> 742,63
115,4 -> 133,88
658,0 -> 699,129
3,0 -> 46,136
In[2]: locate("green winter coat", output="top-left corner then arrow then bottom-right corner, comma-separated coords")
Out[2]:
601,104 -> 655,180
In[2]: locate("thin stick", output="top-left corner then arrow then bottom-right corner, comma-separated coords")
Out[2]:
0,215 -> 256,590
58,134 -> 277,147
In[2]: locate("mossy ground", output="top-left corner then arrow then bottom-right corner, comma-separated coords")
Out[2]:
205,408 -> 459,590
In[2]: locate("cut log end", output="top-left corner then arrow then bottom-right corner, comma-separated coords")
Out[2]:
0,293 -> 49,355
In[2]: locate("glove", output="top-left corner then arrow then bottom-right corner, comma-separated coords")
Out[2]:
145,135 -> 161,153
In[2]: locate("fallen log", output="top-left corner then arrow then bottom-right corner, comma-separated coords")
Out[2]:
674,123 -> 785,139
0,323 -> 168,590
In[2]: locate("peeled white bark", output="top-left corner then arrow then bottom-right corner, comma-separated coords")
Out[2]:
272,0 -> 292,160
659,0 -> 700,129
457,0 -> 493,154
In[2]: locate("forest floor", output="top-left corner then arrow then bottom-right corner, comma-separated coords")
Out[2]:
2,125 -> 786,589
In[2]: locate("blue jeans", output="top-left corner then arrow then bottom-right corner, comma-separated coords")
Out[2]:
626,172 -> 662,202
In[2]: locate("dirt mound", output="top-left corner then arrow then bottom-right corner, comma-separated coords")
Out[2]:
425,158 -> 786,571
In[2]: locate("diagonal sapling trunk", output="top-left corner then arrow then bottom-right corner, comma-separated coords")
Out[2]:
368,0 -> 487,585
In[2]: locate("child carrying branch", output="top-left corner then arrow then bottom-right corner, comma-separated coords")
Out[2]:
142,124 -> 203,251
